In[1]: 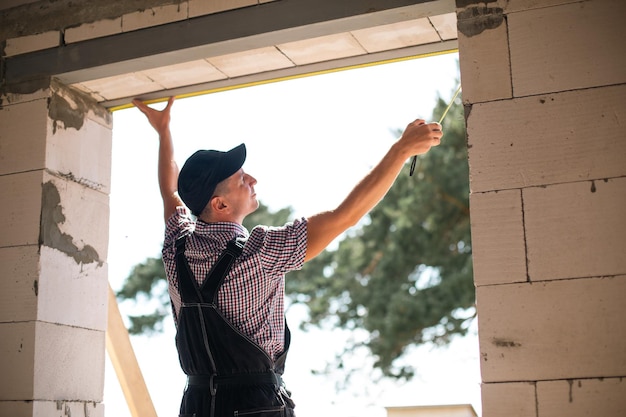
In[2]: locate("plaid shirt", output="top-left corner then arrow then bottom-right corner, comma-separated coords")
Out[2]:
163,206 -> 307,360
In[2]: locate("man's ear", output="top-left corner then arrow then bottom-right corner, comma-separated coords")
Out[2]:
210,196 -> 228,211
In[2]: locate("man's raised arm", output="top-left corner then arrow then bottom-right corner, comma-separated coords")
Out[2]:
132,97 -> 183,223
304,119 -> 443,261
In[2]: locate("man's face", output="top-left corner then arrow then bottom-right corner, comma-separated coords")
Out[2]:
219,168 -> 259,218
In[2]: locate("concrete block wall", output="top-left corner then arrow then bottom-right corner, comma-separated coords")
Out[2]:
458,0 -> 626,416
2,0 -> 277,56
0,81 -> 112,416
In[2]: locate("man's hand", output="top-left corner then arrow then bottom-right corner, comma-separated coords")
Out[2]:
399,119 -> 443,157
132,96 -> 175,136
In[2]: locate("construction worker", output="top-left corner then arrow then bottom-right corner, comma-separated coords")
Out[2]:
132,96 -> 442,416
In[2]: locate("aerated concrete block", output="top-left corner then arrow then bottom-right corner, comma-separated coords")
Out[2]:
481,382 -> 536,417
38,246 -> 108,331
0,98 -> 47,176
477,276 -> 626,383
40,171 -> 110,265
32,322 -> 105,401
122,2 -> 189,32
0,246 -> 40,323
0,170 -> 43,248
4,31 -> 59,56
47,83 -> 113,193
505,0 -> 588,13
188,0 -> 257,18
0,322 -> 36,400
537,378 -> 626,417
469,190 -> 527,286
467,84 -> 626,193
509,0 -> 626,96
524,178 -> 626,281
0,322 -> 106,401
457,7 -> 512,104
64,17 -> 122,44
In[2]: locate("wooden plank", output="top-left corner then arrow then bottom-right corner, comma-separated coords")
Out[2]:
106,283 -> 158,417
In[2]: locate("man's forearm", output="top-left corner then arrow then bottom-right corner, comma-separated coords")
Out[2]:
157,129 -> 182,220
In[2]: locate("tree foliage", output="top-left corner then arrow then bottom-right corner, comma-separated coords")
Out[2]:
285,87 -> 473,379
116,85 -> 473,380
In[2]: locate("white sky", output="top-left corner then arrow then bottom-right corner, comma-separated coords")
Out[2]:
105,51 -> 482,417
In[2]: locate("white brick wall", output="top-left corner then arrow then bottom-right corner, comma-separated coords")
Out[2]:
461,1 -> 626,416
0,81 -> 112,415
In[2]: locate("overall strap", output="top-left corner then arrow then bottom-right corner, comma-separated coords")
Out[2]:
201,238 -> 245,303
174,235 -> 245,304
175,235 -> 204,303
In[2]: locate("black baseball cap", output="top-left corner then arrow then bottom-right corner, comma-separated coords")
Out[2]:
178,143 -> 246,215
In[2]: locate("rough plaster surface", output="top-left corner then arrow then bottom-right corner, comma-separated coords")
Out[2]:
40,181 -> 101,266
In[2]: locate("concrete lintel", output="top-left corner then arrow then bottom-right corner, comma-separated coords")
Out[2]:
104,39 -> 458,110
3,0 -> 454,86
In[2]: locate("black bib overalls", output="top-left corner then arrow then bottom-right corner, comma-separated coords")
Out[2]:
175,236 -> 296,417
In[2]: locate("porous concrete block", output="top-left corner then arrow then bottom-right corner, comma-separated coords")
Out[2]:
4,31 -> 59,56
0,86 -> 50,106
508,0 -> 626,96
537,378 -> 626,417
0,245 -> 39,323
0,400 -> 106,417
33,322 -> 105,401
38,246 -> 108,331
0,322 -> 36,400
481,382 -> 536,417
46,91 -> 113,193
477,276 -> 626,383
469,190 -> 527,286
467,84 -> 626,193
33,400 -> 104,417
65,17 -> 122,44
524,178 -> 626,281
41,172 -> 110,264
122,2 -> 188,32
45,102 -> 113,194
188,0 -> 257,18
0,97 -> 47,176
505,0 -> 585,13
0,170 -> 43,248
457,7 -> 512,104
